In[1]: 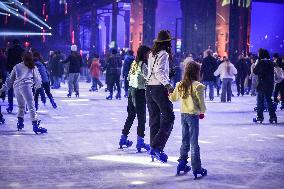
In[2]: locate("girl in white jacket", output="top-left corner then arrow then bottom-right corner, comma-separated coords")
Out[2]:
214,59 -> 237,102
0,52 -> 47,134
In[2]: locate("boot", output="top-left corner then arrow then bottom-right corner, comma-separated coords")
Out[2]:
253,117 -> 264,123
115,94 -> 121,100
177,159 -> 191,175
75,92 -> 79,98
35,102 -> 39,111
32,120 -> 47,135
269,117 -> 277,124
106,95 -> 113,100
67,93 -> 71,98
6,104 -> 13,113
0,114 -> 5,124
136,136 -> 150,152
149,148 -> 168,163
17,117 -> 24,131
50,98 -> 57,109
119,135 -> 133,149
193,168 -> 207,179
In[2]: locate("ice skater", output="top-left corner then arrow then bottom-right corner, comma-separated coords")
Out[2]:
0,52 -> 47,134
89,54 -> 103,92
253,48 -> 277,124
61,45 -> 83,98
169,61 -> 207,179
0,48 -> 6,124
146,30 -> 175,163
118,45 -> 151,152
33,52 -> 57,110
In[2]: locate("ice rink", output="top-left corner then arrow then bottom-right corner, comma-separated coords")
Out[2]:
0,82 -> 284,189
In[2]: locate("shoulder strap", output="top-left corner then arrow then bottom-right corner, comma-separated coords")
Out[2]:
146,53 -> 167,83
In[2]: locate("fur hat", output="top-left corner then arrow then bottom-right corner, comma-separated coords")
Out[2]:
153,30 -> 175,43
71,45 -> 77,52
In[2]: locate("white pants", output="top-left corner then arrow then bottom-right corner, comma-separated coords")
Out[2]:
14,85 -> 37,121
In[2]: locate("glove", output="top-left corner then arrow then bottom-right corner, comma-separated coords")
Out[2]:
199,113 -> 205,119
165,84 -> 174,94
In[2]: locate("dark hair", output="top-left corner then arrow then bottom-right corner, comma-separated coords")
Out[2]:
13,39 -> 20,45
258,48 -> 270,59
178,61 -> 200,99
152,40 -> 173,62
273,53 -> 279,59
93,53 -> 99,59
23,52 -> 35,69
111,48 -> 118,55
127,50 -> 134,56
136,45 -> 151,63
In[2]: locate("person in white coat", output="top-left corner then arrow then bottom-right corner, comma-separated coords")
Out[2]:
214,58 -> 237,102
0,52 -> 47,134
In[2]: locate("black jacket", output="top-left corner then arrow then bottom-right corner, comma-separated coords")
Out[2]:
7,45 -> 25,72
50,54 -> 64,76
236,59 -> 249,78
201,55 -> 218,81
253,59 -> 274,93
62,53 -> 83,73
106,54 -> 122,76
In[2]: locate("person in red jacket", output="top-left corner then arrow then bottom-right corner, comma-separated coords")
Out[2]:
89,54 -> 103,92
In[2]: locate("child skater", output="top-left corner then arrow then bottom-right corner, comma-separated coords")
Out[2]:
118,45 -> 151,152
33,52 -> 57,110
89,54 -> 104,92
169,61 -> 207,179
0,52 -> 47,134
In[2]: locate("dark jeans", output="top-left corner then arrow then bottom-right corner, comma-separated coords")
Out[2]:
108,74 -> 121,97
92,77 -> 103,90
146,85 -> 175,151
52,76 -> 61,89
122,87 -> 146,138
221,78 -> 233,102
178,114 -> 201,172
8,88 -> 13,106
35,82 -> 54,105
203,81 -> 215,100
257,90 -> 276,119
215,77 -> 221,96
124,76 -> 129,95
236,76 -> 246,95
274,80 -> 284,104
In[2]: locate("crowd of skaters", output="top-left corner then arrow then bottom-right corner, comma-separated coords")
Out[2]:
0,29 -> 284,178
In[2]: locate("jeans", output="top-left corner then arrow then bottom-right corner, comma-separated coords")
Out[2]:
122,87 -> 146,138
257,90 -> 276,119
221,78 -> 233,102
124,76 -> 129,96
146,85 -> 175,151
203,81 -> 215,100
68,73 -> 80,94
108,74 -> 121,97
53,76 -> 61,89
251,76 -> 258,95
35,82 -> 54,106
274,80 -> 284,103
178,114 -> 201,172
14,85 -> 38,121
215,77 -> 221,96
91,77 -> 103,90
236,76 -> 246,95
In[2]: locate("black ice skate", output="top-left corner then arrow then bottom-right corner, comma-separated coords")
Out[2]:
67,93 -> 71,98
269,117 -> 277,124
119,135 -> 133,149
32,120 -> 47,135
177,160 -> 191,175
0,115 -> 5,124
253,117 -> 264,123
136,136 -> 150,152
17,117 -> 24,131
193,168 -> 207,179
6,104 -> 13,113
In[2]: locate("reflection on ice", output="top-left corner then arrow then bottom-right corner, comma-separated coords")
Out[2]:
87,155 -> 172,167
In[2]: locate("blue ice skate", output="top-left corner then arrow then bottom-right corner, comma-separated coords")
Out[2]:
177,160 -> 191,175
149,148 -> 168,163
32,120 -> 47,135
17,117 -> 24,131
136,136 -> 150,152
119,135 -> 133,149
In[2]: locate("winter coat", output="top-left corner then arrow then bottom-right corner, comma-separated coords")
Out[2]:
253,59 -> 274,93
35,60 -> 49,83
90,59 -> 100,79
122,55 -> 135,78
214,61 -> 237,80
7,45 -> 25,73
201,55 -> 218,81
235,59 -> 249,78
49,54 -> 64,77
62,52 -> 83,73
106,54 -> 122,76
